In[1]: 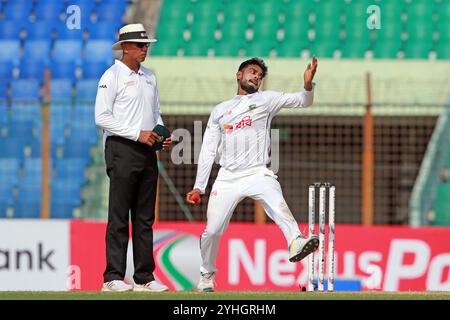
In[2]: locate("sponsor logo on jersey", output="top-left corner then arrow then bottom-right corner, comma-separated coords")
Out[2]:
235,115 -> 253,129
223,124 -> 234,134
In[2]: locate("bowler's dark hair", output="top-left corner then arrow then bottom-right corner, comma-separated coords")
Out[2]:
238,57 -> 268,78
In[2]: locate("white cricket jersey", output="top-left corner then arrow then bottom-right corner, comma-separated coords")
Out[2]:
193,86 -> 315,193
95,59 -> 163,142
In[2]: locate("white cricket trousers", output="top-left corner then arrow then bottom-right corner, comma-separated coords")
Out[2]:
200,166 -> 302,274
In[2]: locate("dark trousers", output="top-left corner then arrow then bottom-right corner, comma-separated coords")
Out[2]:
103,135 -> 158,285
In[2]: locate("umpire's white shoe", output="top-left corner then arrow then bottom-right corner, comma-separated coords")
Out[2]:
101,280 -> 133,292
197,272 -> 216,292
133,280 -> 169,292
289,235 -> 319,262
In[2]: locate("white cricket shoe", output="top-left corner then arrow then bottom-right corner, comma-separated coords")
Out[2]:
101,280 -> 133,292
197,272 -> 216,292
289,235 -> 319,262
133,280 -> 169,292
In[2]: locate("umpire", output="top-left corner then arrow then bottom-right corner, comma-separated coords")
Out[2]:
95,23 -> 172,292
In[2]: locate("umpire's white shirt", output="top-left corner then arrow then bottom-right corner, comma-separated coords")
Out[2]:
95,59 -> 163,142
194,86 -> 315,193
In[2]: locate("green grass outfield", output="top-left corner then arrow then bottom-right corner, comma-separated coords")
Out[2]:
1,291 -> 450,300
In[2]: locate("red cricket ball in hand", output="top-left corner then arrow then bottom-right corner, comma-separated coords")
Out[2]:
191,192 -> 200,204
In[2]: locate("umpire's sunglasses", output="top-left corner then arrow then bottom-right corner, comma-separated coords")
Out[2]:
131,42 -> 150,48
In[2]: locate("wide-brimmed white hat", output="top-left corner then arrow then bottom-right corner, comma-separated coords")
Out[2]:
112,23 -> 157,50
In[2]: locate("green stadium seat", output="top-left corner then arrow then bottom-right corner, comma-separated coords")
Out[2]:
341,42 -> 370,58
151,42 -> 182,56
344,0 -> 385,50
222,0 -> 253,25
253,9 -> 280,26
406,0 -> 434,22
314,19 -> 342,44
316,0 -> 345,20
379,1 -> 405,21
244,42 -> 274,58
310,1 -> 344,58
213,42 -> 243,57
284,0 -> 314,22
277,42 -> 304,58
373,41 -> 402,59
160,9 -> 189,26
344,20 -> 374,48
259,0 -> 283,14
157,17 -> 187,34
405,21 -> 434,58
160,0 -> 192,19
309,42 -> 339,59
373,21 -> 403,44
282,20 -> 310,47
406,20 -> 433,41
436,43 -> 450,59
345,0 -> 377,23
222,10 -> 250,27
441,0 -> 450,18
156,21 -> 187,44
252,20 -> 280,43
404,43 -> 432,59
220,22 -> 249,45
192,0 -> 223,18
189,20 -> 217,44
184,43 -> 212,57
437,19 -> 450,44
189,0 -> 222,27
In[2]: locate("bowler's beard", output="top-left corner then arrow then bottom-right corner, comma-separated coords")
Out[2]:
239,80 -> 258,94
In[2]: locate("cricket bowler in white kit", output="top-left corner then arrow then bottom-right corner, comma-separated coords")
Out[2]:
186,57 -> 319,292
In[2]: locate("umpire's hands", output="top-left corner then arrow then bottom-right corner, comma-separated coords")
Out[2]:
138,130 -> 161,147
162,137 -> 173,150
